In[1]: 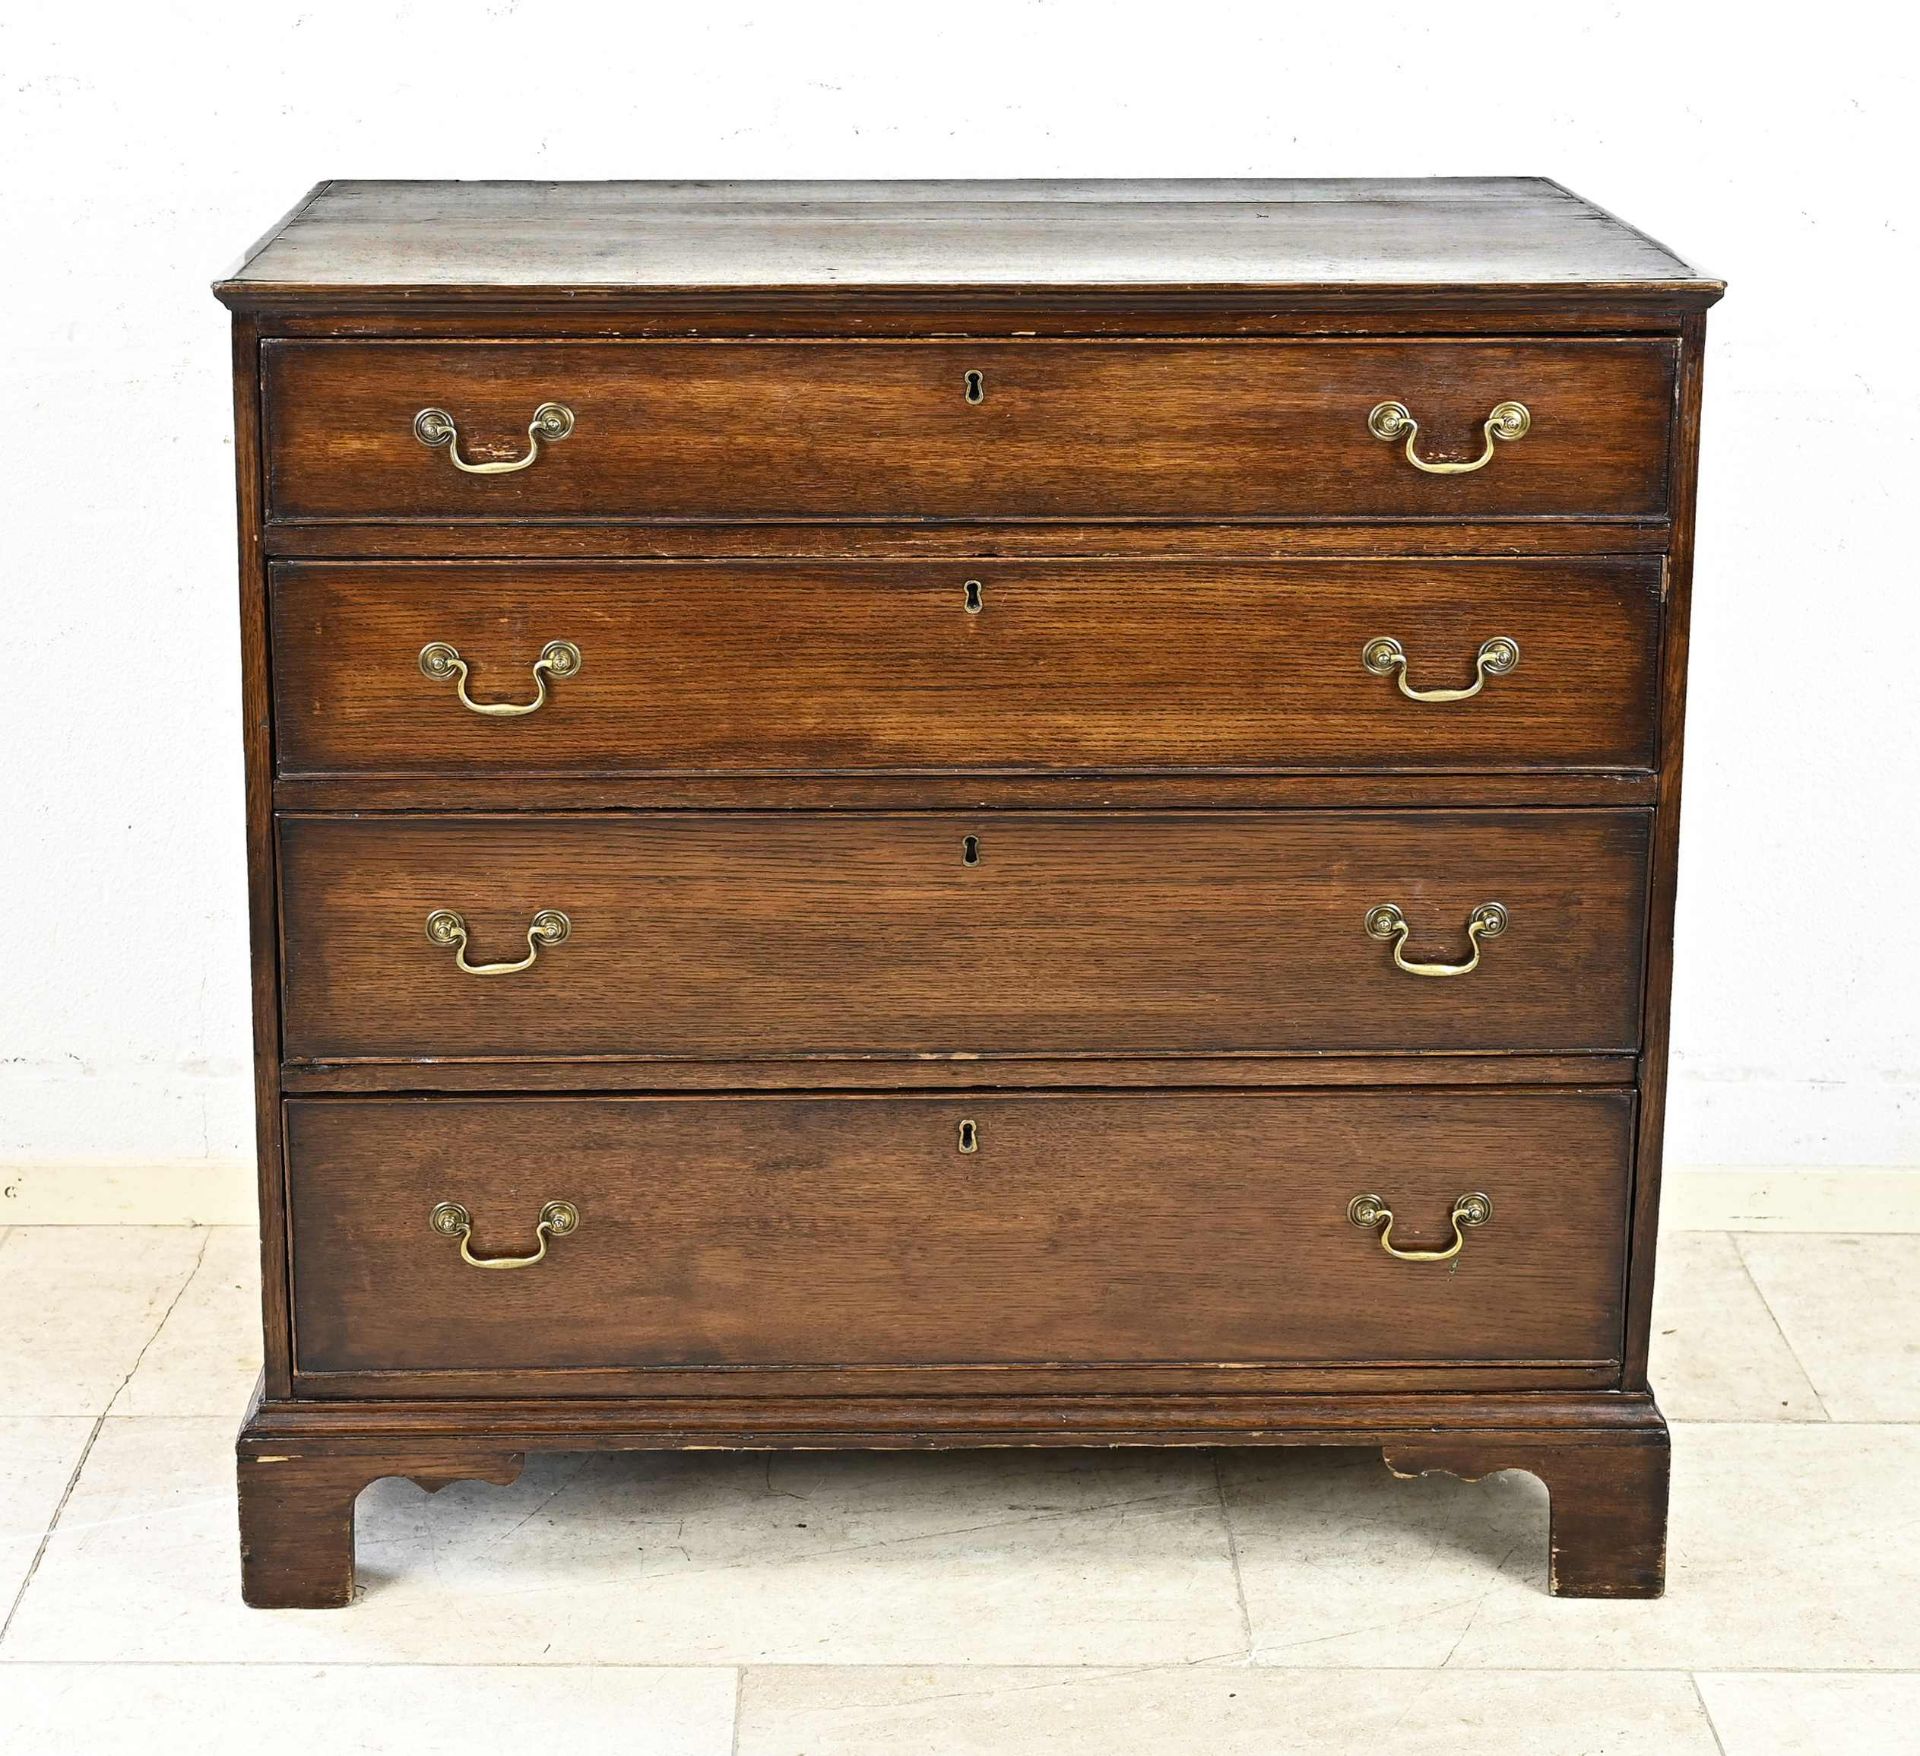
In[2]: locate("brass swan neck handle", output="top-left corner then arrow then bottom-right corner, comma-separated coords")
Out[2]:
425,908 -> 571,977
1365,902 -> 1508,978
1348,1192 -> 1493,1263
419,640 -> 582,717
430,1200 -> 579,1270
1363,636 -> 1519,703
413,402 -> 574,475
1367,400 -> 1530,475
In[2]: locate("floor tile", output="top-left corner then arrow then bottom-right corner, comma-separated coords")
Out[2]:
1648,1232 -> 1825,1421
1223,1425 -> 1920,1670
2,1418 -> 1245,1665
0,1420 -> 95,1613
0,1228 -> 208,1416
1696,1673 -> 1920,1755
1221,1446 -> 1549,1667
106,1226 -> 259,1418
737,1665 -> 1720,1755
0,1663 -> 736,1756
1737,1234 -> 1920,1420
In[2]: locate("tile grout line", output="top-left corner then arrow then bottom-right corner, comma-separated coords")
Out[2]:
1690,1673 -> 1731,1755
0,1658 -> 1912,1675
730,1668 -> 745,1756
0,1231 -> 212,1647
0,1414 -> 104,1649
1211,1453 -> 1255,1660
1727,1232 -> 1833,1420
101,1228 -> 213,1420
1673,1418 -> 1912,1427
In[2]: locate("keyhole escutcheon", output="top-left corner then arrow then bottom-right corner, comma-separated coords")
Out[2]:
963,369 -> 985,405
963,579 -> 984,614
958,1118 -> 979,1154
962,834 -> 981,866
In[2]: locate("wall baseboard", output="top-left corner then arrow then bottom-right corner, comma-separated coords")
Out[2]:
1657,1166 -> 1920,1232
5,1160 -> 1920,1231
2,1161 -> 258,1226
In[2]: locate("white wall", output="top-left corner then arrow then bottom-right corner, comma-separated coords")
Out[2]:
3,2 -> 1915,1190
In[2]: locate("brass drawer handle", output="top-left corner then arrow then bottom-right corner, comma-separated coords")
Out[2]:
425,907 -> 571,977
1363,635 -> 1519,703
1365,901 -> 1507,977
419,640 -> 582,716
1348,1192 -> 1492,1263
413,401 -> 574,475
430,1199 -> 579,1270
1367,399 -> 1530,475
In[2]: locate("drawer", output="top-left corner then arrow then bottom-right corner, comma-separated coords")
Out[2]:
285,1090 -> 1632,1379
271,558 -> 1661,778
261,338 -> 1676,522
277,809 -> 1649,1061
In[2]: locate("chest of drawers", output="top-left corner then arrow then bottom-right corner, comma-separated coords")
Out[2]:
216,178 -> 1719,1608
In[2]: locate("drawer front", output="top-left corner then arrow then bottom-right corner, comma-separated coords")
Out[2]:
262,339 -> 1675,522
277,809 -> 1649,1060
286,1091 -> 1631,1378
271,558 -> 1661,778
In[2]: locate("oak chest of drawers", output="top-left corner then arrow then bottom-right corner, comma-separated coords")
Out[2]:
216,178 -> 1720,1607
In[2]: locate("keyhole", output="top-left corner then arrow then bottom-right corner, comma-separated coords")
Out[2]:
963,579 -> 983,614
957,1118 -> 979,1154
962,835 -> 981,866
963,369 -> 985,405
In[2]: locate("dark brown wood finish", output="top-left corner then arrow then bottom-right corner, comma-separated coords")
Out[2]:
285,1090 -> 1632,1379
219,180 -> 1710,300
1383,1429 -> 1670,1597
271,558 -> 1660,779
264,337 -> 1675,523
267,520 -> 1672,561
277,1051 -> 1637,1095
219,178 -> 1717,1607
238,1445 -> 525,1610
273,772 -> 1659,813
236,1382 -> 1673,1604
1623,309 -> 1710,1389
230,317 -> 294,1400
277,810 -> 1650,1061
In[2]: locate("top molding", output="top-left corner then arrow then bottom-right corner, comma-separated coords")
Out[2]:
214,178 -> 1724,317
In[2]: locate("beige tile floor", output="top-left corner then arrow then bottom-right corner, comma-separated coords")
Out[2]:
0,1224 -> 1915,1753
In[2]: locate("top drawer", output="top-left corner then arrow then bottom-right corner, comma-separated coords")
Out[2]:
261,339 -> 1677,524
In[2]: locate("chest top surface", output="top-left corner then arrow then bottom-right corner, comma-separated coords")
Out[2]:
217,177 -> 1717,301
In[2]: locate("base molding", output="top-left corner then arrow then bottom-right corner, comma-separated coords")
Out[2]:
236,1386 -> 1669,1608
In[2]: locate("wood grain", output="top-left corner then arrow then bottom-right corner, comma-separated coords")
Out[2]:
1624,312 -> 1710,1387
284,1089 -> 1632,1376
276,809 -> 1652,1061
270,557 -> 1660,780
1385,1428 -> 1669,1597
261,338 -> 1676,522
264,519 -> 1672,562
278,1051 -> 1637,1096
219,176 -> 1713,1609
218,178 -> 1712,295
228,318 -> 294,1399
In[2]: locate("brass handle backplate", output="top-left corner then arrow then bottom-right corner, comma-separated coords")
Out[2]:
425,907 -> 571,977
1365,901 -> 1508,978
1363,636 -> 1519,703
413,401 -> 574,475
1349,1192 -> 1492,1263
419,640 -> 582,716
1367,400 -> 1530,475
430,1199 -> 579,1270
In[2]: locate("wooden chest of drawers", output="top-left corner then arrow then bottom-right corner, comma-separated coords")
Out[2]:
216,178 -> 1719,1608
